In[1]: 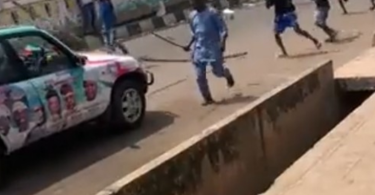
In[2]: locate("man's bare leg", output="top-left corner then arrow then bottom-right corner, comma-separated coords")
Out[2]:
316,22 -> 338,42
338,0 -> 348,14
293,24 -> 322,49
370,0 -> 375,10
274,33 -> 288,58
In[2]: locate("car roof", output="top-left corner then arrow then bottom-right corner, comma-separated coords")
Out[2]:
0,25 -> 40,36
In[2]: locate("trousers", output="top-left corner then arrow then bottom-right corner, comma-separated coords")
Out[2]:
81,3 -> 97,33
102,26 -> 115,48
194,58 -> 231,99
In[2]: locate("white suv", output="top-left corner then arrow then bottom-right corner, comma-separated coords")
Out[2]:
0,26 -> 154,185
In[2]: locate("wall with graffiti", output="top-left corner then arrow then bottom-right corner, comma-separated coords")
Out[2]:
0,0 -> 188,31
0,0 -> 81,31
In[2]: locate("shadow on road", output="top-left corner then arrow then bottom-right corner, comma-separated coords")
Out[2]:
346,10 -> 368,16
287,50 -> 334,59
145,64 -> 160,69
217,93 -> 257,105
3,111 -> 177,195
330,32 -> 362,45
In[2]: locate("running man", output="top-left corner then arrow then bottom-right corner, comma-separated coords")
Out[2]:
313,0 -> 338,42
266,0 -> 321,58
183,0 -> 235,105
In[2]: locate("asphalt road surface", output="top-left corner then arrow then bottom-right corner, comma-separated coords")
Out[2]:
3,1 -> 375,195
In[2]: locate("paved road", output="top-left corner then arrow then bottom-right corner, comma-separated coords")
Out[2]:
3,1 -> 375,195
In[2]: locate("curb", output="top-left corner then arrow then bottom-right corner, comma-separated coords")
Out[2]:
84,9 -> 191,49
83,0 -> 267,49
113,1 -> 267,41
116,9 -> 191,40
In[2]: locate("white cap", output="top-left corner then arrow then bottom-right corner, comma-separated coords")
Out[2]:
12,101 -> 27,112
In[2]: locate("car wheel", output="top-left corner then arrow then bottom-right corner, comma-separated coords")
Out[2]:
110,80 -> 146,130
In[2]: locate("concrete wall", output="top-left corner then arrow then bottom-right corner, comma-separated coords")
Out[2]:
335,48 -> 375,92
0,0 -> 80,29
262,61 -> 343,180
0,0 -> 189,28
97,60 -> 345,195
113,0 -> 189,24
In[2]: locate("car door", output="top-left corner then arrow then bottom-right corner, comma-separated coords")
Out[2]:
0,39 -> 45,152
3,32 -> 90,141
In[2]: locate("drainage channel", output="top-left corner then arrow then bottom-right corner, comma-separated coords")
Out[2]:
256,84 -> 375,195
260,87 -> 375,195
97,61 -> 366,195
339,90 -> 373,115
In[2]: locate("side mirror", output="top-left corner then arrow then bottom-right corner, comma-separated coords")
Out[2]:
75,55 -> 87,66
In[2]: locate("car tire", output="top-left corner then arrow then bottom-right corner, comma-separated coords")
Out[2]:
110,80 -> 146,130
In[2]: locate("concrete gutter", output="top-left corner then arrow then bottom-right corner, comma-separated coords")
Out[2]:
96,60 -> 344,195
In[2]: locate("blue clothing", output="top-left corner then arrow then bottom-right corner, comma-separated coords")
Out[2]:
195,60 -> 231,100
189,7 -> 232,100
102,28 -> 115,48
274,11 -> 298,34
99,0 -> 116,31
189,7 -> 227,63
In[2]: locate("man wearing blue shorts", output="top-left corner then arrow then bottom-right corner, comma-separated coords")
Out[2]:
266,0 -> 321,58
313,0 -> 338,42
183,0 -> 235,105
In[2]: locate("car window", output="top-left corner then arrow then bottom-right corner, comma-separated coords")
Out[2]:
0,44 -> 28,85
6,35 -> 74,77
